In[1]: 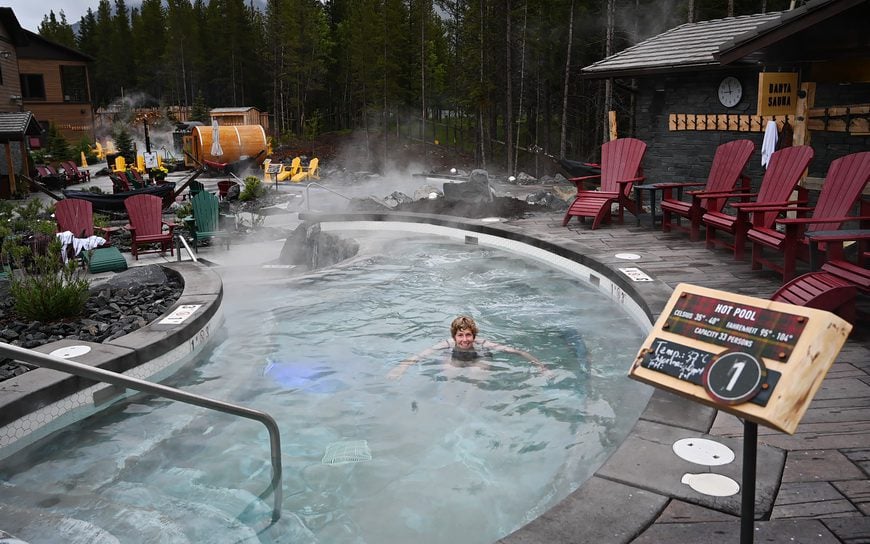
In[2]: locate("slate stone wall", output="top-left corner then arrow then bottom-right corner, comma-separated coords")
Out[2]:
632,71 -> 870,189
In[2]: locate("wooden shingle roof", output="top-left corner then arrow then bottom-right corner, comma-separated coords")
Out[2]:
0,112 -> 42,141
580,0 -> 862,78
211,107 -> 258,113
580,12 -> 782,78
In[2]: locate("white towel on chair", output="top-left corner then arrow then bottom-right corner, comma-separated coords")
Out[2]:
56,231 -> 106,263
761,120 -> 778,168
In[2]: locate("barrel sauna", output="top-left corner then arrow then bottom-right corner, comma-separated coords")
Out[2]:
190,124 -> 268,164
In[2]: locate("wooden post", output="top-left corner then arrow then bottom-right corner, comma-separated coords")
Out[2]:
4,142 -> 15,197
793,82 -> 814,147
608,110 -> 618,140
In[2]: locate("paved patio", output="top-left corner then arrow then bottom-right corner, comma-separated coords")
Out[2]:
502,207 -> 869,543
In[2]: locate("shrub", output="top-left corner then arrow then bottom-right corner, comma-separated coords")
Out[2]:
8,199 -> 53,235
93,212 -> 109,227
77,137 -> 97,163
239,176 -> 267,201
30,150 -> 47,165
113,127 -> 136,163
8,238 -> 90,321
174,201 -> 193,222
45,125 -> 74,161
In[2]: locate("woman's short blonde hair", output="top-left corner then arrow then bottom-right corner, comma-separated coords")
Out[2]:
450,315 -> 478,338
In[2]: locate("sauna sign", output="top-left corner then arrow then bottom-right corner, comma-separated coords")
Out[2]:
757,72 -> 798,117
629,283 -> 852,434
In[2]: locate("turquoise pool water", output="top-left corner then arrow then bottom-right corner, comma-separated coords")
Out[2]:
0,232 -> 651,543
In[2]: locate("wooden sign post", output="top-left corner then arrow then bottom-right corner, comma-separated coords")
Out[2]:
629,283 -> 852,543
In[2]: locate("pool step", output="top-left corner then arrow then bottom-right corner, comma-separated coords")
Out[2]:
0,406 -> 316,542
0,478 -> 287,543
0,493 -> 194,543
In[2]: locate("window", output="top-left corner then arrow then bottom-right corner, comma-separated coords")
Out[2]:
60,65 -> 87,102
20,74 -> 45,100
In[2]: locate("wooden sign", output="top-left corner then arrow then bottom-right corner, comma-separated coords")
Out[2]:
757,72 -> 799,117
629,283 -> 851,434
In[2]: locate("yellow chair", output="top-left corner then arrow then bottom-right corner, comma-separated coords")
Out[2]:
277,157 -> 301,182
291,158 -> 319,183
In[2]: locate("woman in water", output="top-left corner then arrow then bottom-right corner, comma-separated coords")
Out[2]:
387,315 -> 548,380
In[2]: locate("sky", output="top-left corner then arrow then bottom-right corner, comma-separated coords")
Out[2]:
7,1 -> 94,32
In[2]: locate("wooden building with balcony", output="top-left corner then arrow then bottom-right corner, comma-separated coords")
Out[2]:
16,30 -> 94,145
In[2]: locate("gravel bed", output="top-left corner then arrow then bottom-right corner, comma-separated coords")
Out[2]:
0,265 -> 184,381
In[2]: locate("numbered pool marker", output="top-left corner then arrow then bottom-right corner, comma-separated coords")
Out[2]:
702,351 -> 766,405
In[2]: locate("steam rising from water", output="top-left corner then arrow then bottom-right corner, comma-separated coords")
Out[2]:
97,91 -> 180,161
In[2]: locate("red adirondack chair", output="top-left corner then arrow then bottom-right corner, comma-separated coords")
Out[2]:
659,139 -> 755,241
110,172 -> 133,193
747,151 -> 870,281
128,168 -> 147,188
772,259 -> 869,323
701,145 -> 814,260
61,161 -> 90,184
562,138 -> 647,229
124,194 -> 175,260
55,198 -> 118,242
35,164 -> 65,188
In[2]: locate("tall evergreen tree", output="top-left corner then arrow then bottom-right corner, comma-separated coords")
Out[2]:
92,0 -> 116,106
37,11 -> 77,48
111,0 -> 135,100
130,0 -> 167,101
189,91 -> 209,122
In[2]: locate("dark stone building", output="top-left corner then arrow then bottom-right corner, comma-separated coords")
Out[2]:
580,0 -> 870,188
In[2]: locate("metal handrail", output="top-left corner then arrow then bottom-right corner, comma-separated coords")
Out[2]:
305,182 -> 352,211
0,342 -> 283,522
175,233 -> 199,263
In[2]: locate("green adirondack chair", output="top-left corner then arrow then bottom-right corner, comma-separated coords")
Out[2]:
188,180 -> 205,200
188,190 -> 231,253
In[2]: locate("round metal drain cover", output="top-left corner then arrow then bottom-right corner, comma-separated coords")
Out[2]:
681,473 -> 740,497
49,345 -> 92,359
673,437 -> 735,466
614,253 -> 641,260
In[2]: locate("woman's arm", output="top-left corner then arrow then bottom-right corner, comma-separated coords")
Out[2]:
482,340 -> 550,375
387,340 -> 449,380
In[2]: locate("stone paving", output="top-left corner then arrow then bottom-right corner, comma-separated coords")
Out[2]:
496,203 -> 869,544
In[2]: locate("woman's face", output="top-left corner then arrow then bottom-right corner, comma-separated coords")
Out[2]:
453,328 -> 475,350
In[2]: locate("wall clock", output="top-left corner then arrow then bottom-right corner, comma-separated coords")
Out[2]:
718,76 -> 742,108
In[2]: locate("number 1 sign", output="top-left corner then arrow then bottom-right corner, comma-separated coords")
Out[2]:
629,283 -> 852,434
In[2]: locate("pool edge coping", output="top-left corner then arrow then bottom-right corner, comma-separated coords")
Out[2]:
0,261 -> 223,459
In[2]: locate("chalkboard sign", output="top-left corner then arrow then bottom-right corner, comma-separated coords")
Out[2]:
640,339 -> 779,407
629,283 -> 852,433
665,293 -> 807,360
640,338 -> 713,385
266,164 -> 281,174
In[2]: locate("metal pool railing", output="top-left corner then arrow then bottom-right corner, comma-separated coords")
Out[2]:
175,233 -> 199,263
305,182 -> 352,211
0,342 -> 284,522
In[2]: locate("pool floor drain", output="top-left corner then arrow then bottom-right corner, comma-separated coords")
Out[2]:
322,440 -> 372,465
